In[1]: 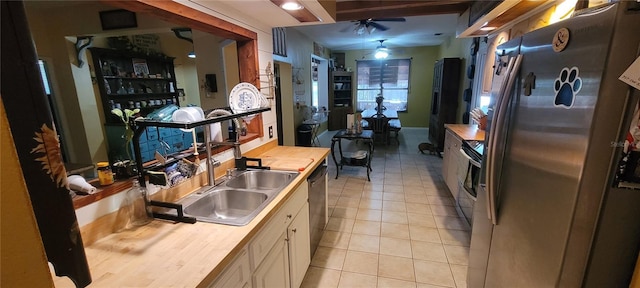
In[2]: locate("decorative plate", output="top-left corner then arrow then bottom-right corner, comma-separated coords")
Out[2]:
229,82 -> 261,114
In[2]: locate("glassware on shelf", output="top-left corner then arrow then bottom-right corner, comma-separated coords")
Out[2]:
104,79 -> 112,94
117,79 -> 127,94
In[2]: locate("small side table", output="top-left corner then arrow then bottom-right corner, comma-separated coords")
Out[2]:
330,129 -> 374,181
303,119 -> 321,146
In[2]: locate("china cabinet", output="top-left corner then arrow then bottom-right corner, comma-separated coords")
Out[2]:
329,71 -> 353,130
89,47 -> 180,123
429,58 -> 461,151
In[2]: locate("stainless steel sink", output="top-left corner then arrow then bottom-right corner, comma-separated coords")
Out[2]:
225,170 -> 298,190
183,189 -> 268,225
178,170 -> 299,226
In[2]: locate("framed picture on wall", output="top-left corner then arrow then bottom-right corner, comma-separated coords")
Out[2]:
177,89 -> 185,97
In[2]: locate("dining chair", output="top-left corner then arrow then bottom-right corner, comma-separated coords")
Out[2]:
365,114 -> 390,145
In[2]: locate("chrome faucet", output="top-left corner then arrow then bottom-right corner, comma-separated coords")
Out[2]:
203,110 -> 244,186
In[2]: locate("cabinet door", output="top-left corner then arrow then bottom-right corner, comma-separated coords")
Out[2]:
253,232 -> 290,288
442,129 -> 452,186
444,129 -> 462,197
209,248 -> 251,288
288,202 -> 311,288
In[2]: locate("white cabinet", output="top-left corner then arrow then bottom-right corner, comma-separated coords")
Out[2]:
207,182 -> 312,288
209,248 -> 251,288
443,128 -> 462,198
250,184 -> 310,288
253,232 -> 290,288
288,202 -> 310,288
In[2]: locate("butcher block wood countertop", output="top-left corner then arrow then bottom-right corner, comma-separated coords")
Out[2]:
444,124 -> 486,141
55,145 -> 329,288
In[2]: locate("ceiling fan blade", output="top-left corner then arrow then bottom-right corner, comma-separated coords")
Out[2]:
368,22 -> 389,31
371,17 -> 406,22
339,23 -> 356,33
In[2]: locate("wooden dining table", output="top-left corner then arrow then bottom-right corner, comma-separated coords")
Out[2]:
360,109 -> 399,145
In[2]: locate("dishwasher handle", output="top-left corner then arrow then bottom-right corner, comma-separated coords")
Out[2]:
308,165 -> 327,186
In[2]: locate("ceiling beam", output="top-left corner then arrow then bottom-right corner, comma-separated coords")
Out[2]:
336,0 -> 472,21
100,0 -> 256,41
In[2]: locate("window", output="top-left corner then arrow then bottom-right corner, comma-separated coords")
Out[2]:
311,58 -> 319,107
38,59 -> 68,162
272,27 -> 287,57
356,59 -> 410,112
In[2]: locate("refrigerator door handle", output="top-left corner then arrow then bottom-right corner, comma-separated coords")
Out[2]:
485,56 -> 513,222
486,54 -> 522,225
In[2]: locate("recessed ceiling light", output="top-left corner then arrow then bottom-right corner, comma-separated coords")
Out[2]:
281,1 -> 303,10
480,26 -> 497,31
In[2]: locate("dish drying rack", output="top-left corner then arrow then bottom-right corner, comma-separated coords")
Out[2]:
131,107 -> 271,223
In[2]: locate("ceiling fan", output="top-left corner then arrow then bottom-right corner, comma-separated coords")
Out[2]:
340,18 -> 406,35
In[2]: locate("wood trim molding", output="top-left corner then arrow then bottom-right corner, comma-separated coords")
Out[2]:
101,0 -> 256,41
336,0 -> 471,21
237,40 -> 260,86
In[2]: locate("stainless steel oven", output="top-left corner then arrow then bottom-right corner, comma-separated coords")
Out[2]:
456,141 -> 483,226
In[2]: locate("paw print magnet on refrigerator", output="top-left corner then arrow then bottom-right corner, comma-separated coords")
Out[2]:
554,67 -> 582,109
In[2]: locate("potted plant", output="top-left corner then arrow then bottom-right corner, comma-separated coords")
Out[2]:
111,108 -> 140,178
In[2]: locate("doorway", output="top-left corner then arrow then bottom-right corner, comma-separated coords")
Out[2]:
274,61 -> 295,146
311,56 -> 329,111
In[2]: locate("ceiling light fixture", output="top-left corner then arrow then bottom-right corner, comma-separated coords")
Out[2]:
188,51 -> 196,58
375,49 -> 389,59
281,1 -> 303,10
374,40 -> 389,59
480,26 -> 497,31
270,0 -> 318,22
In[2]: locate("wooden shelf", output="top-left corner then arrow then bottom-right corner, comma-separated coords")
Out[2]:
103,76 -> 171,81
329,71 -> 353,130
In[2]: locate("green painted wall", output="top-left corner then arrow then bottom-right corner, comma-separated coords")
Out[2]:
339,46 -> 440,128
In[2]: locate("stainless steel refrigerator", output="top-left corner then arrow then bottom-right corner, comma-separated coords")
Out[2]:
468,2 -> 640,287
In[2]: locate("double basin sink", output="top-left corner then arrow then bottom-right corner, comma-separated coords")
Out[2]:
177,170 -> 299,226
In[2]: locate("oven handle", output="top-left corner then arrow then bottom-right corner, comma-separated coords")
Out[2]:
458,148 -> 479,201
459,148 -> 481,168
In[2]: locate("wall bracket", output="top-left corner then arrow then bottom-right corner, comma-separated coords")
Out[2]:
74,36 -> 94,68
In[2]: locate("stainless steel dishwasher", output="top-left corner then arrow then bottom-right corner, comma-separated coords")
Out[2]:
308,162 -> 327,257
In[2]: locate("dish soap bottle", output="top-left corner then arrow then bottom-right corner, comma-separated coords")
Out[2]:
119,179 -> 152,230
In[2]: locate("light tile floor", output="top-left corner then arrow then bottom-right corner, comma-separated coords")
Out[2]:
302,128 -> 471,288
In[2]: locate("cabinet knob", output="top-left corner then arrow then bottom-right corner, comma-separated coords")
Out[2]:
292,228 -> 297,233
286,214 -> 292,219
